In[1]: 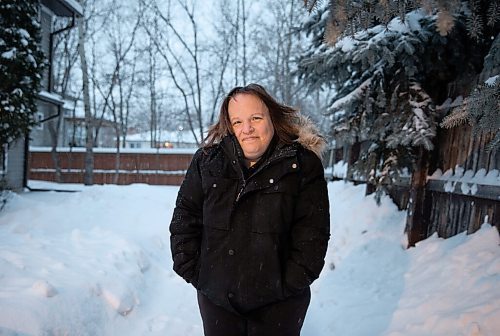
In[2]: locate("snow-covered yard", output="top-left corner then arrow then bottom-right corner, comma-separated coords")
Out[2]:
0,180 -> 498,335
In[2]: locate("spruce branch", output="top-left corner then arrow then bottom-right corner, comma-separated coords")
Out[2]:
487,0 -> 499,27
436,9 -> 455,36
439,107 -> 471,128
440,77 -> 499,150
305,0 -> 495,45
303,0 -> 323,13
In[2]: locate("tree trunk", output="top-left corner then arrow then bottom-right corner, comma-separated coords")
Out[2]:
48,106 -> 63,183
114,127 -> 121,184
78,14 -> 94,185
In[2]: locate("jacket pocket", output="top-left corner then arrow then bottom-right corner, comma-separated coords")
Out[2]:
202,176 -> 237,230
252,181 -> 298,233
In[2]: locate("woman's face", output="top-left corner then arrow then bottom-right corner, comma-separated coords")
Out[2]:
228,93 -> 275,162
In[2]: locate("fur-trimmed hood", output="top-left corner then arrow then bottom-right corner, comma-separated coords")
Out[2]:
295,115 -> 327,159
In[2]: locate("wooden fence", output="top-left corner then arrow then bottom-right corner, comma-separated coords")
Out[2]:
412,126 -> 500,243
331,124 -> 500,246
29,147 -> 196,186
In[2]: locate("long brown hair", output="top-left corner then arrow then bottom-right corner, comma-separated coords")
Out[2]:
204,84 -> 299,147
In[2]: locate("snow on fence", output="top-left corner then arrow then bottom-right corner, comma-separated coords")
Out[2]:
29,147 -> 197,186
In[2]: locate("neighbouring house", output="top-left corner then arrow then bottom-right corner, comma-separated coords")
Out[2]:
60,98 -> 117,148
123,128 -> 200,149
2,0 -> 83,191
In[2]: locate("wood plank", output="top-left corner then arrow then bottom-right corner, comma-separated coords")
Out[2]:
464,126 -> 474,170
449,127 -> 459,169
477,134 -> 488,170
472,205 -> 484,234
448,195 -> 457,237
445,195 -> 453,238
427,203 -> 434,237
486,134 -> 499,171
494,202 -> 500,232
471,132 -> 480,172
456,197 -> 465,234
462,199 -> 472,234
457,127 -> 467,167
468,199 -> 477,234
438,194 -> 449,238
428,192 -> 437,236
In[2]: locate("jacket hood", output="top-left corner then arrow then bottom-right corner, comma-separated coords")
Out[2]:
295,115 -> 327,159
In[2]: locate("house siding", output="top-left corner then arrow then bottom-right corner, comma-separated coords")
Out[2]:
40,5 -> 53,91
31,100 -> 60,146
5,139 -> 26,191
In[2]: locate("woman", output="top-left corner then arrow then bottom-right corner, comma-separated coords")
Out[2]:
170,84 -> 330,336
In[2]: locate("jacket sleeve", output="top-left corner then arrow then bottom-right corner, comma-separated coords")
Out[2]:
284,149 -> 330,296
169,149 -> 204,287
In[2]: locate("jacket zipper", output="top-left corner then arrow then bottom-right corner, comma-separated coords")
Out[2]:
230,145 -> 296,204
236,180 -> 246,202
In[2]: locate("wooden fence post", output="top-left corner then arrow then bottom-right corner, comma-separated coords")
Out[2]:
345,142 -> 360,181
405,148 -> 433,247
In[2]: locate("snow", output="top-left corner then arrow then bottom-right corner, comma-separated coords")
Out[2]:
429,166 -> 500,187
324,160 -> 347,179
1,48 -> 16,59
485,75 -> 498,86
331,78 -> 372,111
0,180 -> 498,335
38,90 -> 65,105
17,28 -> 30,40
61,0 -> 84,17
333,9 -> 425,53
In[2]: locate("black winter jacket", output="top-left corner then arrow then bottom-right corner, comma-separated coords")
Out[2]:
169,134 -> 330,314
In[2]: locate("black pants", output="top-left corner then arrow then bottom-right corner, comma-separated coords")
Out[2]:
197,288 -> 311,336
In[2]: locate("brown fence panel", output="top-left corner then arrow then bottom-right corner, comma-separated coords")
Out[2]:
425,125 -> 500,240
29,149 -> 195,186
426,190 -> 499,238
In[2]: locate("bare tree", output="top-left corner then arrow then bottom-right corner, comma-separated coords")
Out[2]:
252,0 -> 303,104
87,0 -> 142,183
241,0 -> 248,85
78,0 -> 94,185
141,0 -> 206,145
206,0 -> 238,124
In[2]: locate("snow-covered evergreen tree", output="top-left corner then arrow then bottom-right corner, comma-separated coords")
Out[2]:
0,0 -> 45,146
304,0 -> 499,44
298,1 -> 498,194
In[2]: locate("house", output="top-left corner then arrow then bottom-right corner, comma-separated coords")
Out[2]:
2,0 -> 83,191
123,128 -> 201,149
60,98 -> 117,148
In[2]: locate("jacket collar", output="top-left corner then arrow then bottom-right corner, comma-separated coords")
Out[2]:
221,135 -> 297,169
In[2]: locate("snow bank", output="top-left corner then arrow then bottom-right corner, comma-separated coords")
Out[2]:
0,181 -> 498,335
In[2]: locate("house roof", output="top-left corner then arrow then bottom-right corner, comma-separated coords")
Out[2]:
40,0 -> 84,17
62,99 -> 116,124
38,90 -> 65,106
125,129 -> 202,144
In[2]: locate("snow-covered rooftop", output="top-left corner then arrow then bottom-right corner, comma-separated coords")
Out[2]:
125,129 -> 204,144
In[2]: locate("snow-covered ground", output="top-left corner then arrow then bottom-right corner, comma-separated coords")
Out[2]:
0,180 -> 498,335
